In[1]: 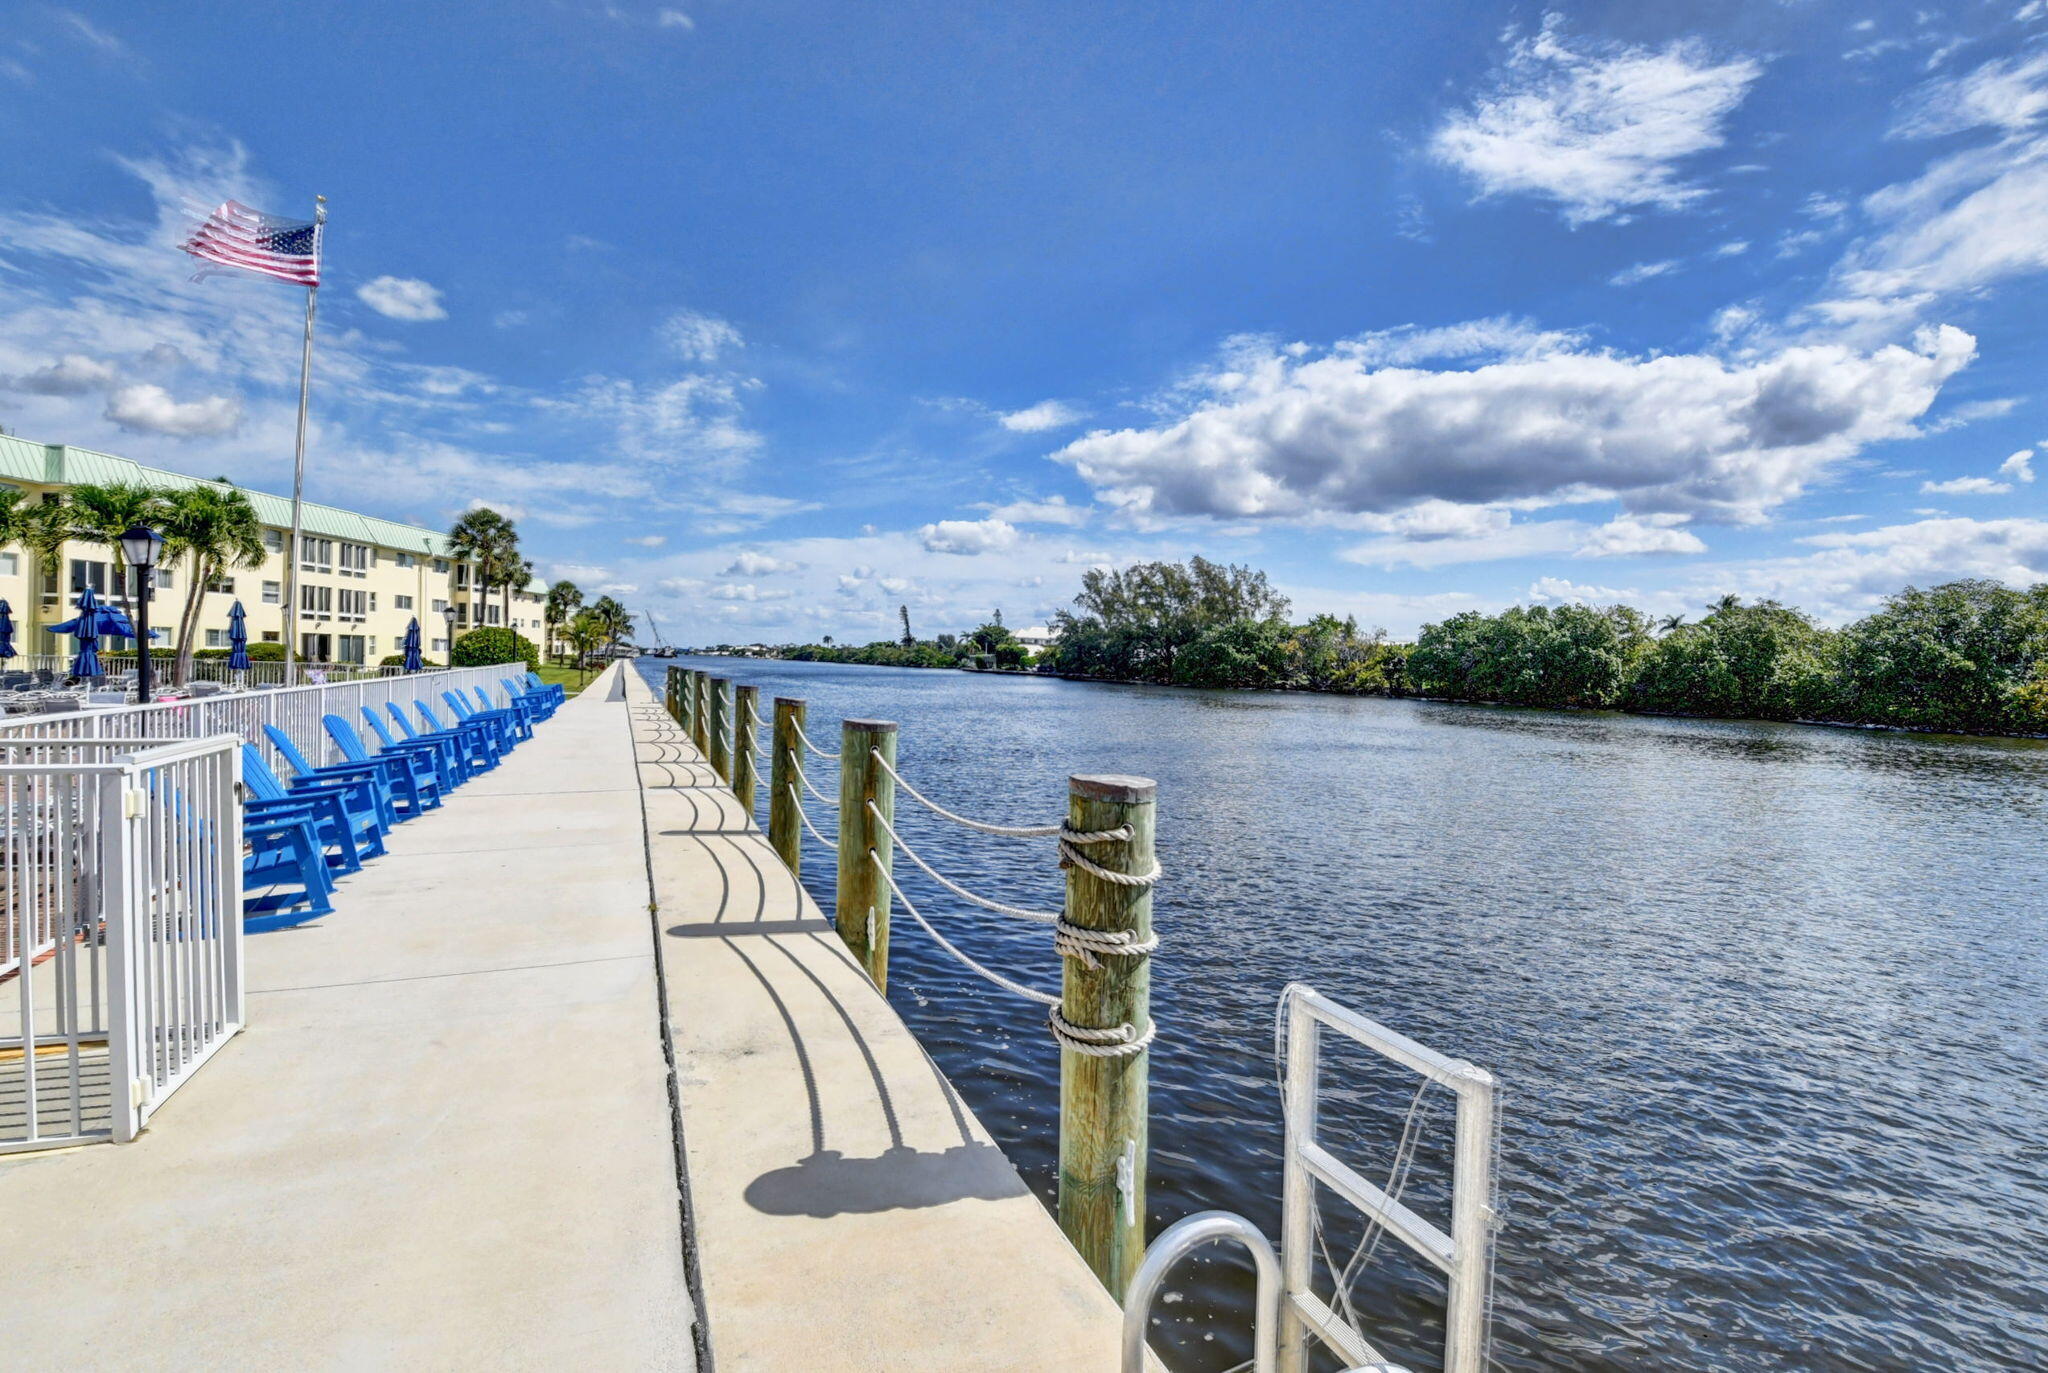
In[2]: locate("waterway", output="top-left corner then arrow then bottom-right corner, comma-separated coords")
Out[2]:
638,657 -> 2048,1371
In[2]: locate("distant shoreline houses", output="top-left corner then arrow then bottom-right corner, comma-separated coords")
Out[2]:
0,432 -> 547,664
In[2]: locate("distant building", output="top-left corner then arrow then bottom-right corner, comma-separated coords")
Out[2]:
0,433 -> 548,664
1014,625 -> 1055,649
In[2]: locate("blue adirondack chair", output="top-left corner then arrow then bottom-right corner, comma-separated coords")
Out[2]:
362,706 -> 473,786
240,743 -> 376,871
259,724 -> 400,839
444,689 -> 528,748
502,676 -> 557,721
523,671 -> 566,709
459,686 -> 533,744
484,681 -> 547,730
408,701 -> 506,771
324,713 -> 447,812
243,810 -> 337,929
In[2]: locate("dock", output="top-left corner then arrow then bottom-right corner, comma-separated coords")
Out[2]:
0,662 -> 1132,1370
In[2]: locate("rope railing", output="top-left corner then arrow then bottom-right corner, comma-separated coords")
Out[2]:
866,799 -> 1058,923
794,750 -> 837,807
870,849 -> 1057,1008
788,783 -> 837,849
869,750 -> 1062,838
790,717 -> 836,761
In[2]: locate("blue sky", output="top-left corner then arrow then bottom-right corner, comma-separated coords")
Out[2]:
3,2 -> 2047,641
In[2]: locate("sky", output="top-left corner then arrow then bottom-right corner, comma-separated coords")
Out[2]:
3,2 -> 2048,643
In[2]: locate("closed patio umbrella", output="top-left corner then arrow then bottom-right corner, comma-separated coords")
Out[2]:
0,600 -> 14,662
227,600 -> 251,671
402,617 -> 423,673
51,588 -> 103,680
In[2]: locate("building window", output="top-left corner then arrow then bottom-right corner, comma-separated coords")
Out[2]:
431,598 -> 448,614
261,630 -> 280,642
453,564 -> 470,589
151,567 -> 173,590
339,543 -> 371,575
432,559 -> 449,574
205,629 -> 228,649
204,573 -> 234,595
262,580 -> 282,605
0,552 -> 16,577
485,604 -> 502,626
300,584 -> 333,615
300,537 -> 333,573
431,637 -> 449,653
395,553 -> 416,569
69,559 -> 109,594
263,529 -> 283,553
368,592 -> 378,612
337,588 -> 368,620
394,594 -> 414,610
338,635 -> 366,665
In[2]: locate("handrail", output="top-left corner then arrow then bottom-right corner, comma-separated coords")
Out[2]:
1122,1211 -> 1283,1373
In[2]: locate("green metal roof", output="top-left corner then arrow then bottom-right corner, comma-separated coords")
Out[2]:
0,432 -> 458,556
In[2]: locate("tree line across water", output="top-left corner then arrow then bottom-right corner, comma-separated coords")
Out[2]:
769,556 -> 2048,737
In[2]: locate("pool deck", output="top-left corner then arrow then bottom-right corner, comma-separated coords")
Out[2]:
0,661 -> 1133,1370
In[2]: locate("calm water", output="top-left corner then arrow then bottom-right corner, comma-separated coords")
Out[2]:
639,657 -> 2048,1371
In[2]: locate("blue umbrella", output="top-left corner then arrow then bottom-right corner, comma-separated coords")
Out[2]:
227,600 -> 251,671
57,588 -> 102,679
402,617 -> 423,673
49,598 -> 156,641
0,599 -> 14,661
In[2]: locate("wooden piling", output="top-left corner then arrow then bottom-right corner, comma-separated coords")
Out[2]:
835,719 -> 897,990
733,684 -> 760,816
691,671 -> 709,756
709,677 -> 731,782
1057,773 -> 1156,1299
769,698 -> 805,875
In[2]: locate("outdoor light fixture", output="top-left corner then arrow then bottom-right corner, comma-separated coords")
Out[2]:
119,523 -> 164,701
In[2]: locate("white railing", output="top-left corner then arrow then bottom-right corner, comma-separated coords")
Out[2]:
0,663 -> 526,777
8,653 -> 408,686
2,735 -> 243,1151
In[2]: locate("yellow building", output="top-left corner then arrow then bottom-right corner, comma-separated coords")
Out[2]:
0,433 -> 549,666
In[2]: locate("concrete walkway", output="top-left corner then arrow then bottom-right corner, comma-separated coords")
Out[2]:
0,663 -> 694,1370
628,670 -> 1133,1371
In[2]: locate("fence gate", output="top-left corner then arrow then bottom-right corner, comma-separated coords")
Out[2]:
2,735 -> 244,1151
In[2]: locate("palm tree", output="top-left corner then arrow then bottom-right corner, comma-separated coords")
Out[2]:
502,556 -> 536,632
588,595 -> 633,655
65,482 -> 171,644
565,608 -> 607,681
447,507 -> 520,632
15,497 -> 73,650
544,580 -> 584,663
1657,613 -> 1689,636
158,485 -> 266,682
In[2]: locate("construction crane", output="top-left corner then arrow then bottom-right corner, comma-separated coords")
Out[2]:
645,612 -> 678,658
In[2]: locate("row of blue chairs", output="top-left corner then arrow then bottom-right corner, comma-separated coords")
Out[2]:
242,673 -> 565,929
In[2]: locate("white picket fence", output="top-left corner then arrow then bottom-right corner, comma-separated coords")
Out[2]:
1,735 -> 243,1150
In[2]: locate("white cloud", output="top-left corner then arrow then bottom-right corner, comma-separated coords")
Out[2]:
1058,325 -> 1975,525
626,534 -> 668,547
918,517 -> 1020,555
708,583 -> 793,602
1893,51 -> 2048,139
56,10 -> 126,54
1430,17 -> 1762,225
1610,259 -> 1679,286
103,383 -> 242,437
356,276 -> 447,322
1920,475 -> 2012,495
1342,517 -> 1584,570
1577,512 -> 1708,556
723,551 -> 799,576
1745,516 -> 2048,619
492,309 -> 529,330
661,309 -> 741,362
1712,239 -> 1750,257
8,353 -> 119,394
1344,316 -> 1586,366
999,399 -> 1083,433
1528,576 -> 1639,603
657,9 -> 694,30
539,373 -> 762,471
982,495 -> 1091,527
1999,448 -> 2036,482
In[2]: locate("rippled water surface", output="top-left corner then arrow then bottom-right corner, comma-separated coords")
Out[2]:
639,658 -> 2048,1371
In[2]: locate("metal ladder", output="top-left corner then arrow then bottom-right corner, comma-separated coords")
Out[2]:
1122,983 -> 1499,1373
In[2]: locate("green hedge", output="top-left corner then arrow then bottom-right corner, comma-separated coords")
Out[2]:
379,653 -> 443,669
450,627 -> 539,671
193,642 -> 288,661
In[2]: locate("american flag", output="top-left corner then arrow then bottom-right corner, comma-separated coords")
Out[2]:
179,199 -> 322,287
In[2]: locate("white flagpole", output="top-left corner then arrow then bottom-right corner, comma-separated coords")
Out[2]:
282,195 -> 326,686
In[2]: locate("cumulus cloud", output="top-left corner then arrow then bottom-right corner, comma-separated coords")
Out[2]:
104,383 -> 242,437
2000,448 -> 2036,483
356,276 -> 447,322
723,551 -> 799,576
1529,576 -> 1638,603
9,353 -> 119,394
661,309 -> 741,362
708,582 -> 793,602
918,517 -> 1020,555
1058,326 -> 1975,526
999,400 -> 1083,433
1430,17 -> 1762,225
1750,516 -> 2048,617
1577,512 -> 1708,556
1920,475 -> 2012,495
982,495 -> 1091,527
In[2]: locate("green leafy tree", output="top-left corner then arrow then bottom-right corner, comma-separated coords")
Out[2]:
587,595 -> 634,653
544,580 -> 584,662
64,481 -> 172,632
564,609 -> 608,677
1628,597 -> 1833,720
450,626 -> 539,672
157,485 -> 266,682
447,506 -> 522,629
1051,557 -> 1290,683
1831,579 -> 2048,732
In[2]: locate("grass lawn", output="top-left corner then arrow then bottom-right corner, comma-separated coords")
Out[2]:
535,660 -> 602,698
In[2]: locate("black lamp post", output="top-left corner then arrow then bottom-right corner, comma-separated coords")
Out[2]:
442,607 -> 457,663
118,523 -> 164,701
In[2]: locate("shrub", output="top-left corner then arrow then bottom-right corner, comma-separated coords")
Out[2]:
379,653 -> 442,669
195,641 -> 288,661
450,627 -> 539,671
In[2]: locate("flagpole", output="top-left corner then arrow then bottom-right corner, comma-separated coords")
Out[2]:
282,195 -> 326,686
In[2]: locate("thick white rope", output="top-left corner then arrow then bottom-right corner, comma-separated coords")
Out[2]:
868,750 -> 1062,838
866,800 -> 1059,922
1047,1006 -> 1156,1058
1052,918 -> 1160,969
794,751 -> 838,807
790,717 -> 836,761
869,849 -> 1059,1007
1057,823 -> 1163,887
788,784 -> 837,849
